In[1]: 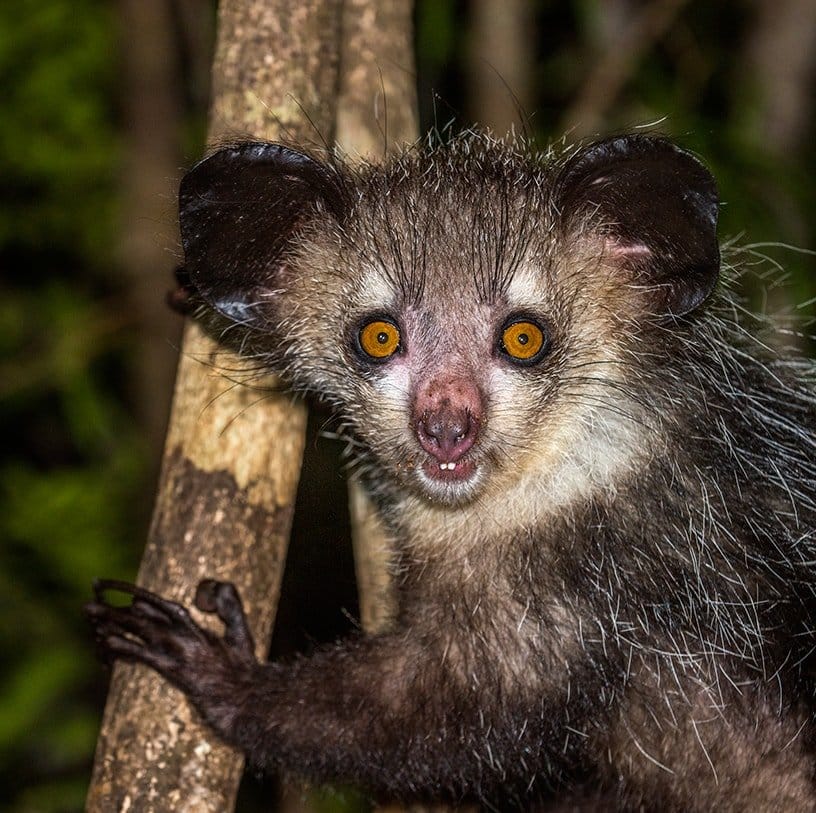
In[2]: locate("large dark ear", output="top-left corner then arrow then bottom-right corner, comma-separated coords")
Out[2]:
179,142 -> 346,325
555,135 -> 720,316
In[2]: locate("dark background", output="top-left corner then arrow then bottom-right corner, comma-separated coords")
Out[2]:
2,1 -> 815,810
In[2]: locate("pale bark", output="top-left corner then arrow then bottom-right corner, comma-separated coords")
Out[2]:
335,0 -> 419,160
86,1 -> 342,810
465,0 -> 534,137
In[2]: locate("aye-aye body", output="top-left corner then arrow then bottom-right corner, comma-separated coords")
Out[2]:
87,134 -> 816,811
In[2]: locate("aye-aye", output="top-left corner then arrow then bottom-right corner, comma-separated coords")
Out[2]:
87,134 -> 816,811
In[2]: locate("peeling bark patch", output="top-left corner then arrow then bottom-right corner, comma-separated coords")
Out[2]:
143,447 -> 296,624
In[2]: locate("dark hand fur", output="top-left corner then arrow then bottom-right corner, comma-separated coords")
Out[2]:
88,133 -> 816,811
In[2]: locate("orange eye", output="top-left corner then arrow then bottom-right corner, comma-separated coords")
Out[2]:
359,319 -> 401,359
501,320 -> 546,361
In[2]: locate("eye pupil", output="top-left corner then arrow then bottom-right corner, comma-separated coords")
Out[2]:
517,333 -> 529,345
376,332 -> 389,344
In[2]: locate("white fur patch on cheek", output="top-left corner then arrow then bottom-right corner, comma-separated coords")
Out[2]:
487,368 -> 543,430
488,366 -> 521,400
371,363 -> 412,403
485,366 -> 549,462
480,352 -> 648,512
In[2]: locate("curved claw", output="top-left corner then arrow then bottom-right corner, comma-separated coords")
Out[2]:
92,579 -> 201,633
93,578 -> 150,602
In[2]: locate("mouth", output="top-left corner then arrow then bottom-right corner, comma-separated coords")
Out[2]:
414,452 -> 485,505
421,456 -> 477,483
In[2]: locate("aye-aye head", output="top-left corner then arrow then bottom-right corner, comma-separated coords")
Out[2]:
179,134 -> 719,508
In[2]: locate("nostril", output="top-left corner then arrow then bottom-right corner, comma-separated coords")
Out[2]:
416,409 -> 477,461
416,416 -> 438,448
429,415 -> 465,441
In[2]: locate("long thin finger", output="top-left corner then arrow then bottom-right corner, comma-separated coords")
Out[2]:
85,602 -> 170,648
93,579 -> 201,633
132,597 -> 173,624
102,634 -> 179,676
85,598 -> 169,628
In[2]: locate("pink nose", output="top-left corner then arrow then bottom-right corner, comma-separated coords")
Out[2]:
413,377 -> 482,463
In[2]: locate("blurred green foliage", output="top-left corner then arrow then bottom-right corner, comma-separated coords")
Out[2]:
0,0 -> 118,259
2,1 -> 815,811
0,1 -> 143,810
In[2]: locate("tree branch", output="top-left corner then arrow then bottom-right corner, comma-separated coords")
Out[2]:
86,1 -> 343,809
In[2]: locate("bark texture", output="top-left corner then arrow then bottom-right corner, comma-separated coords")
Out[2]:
335,0 -> 418,160
86,1 -> 342,810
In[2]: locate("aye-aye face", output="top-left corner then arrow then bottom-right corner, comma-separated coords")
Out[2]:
178,135 -> 719,508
